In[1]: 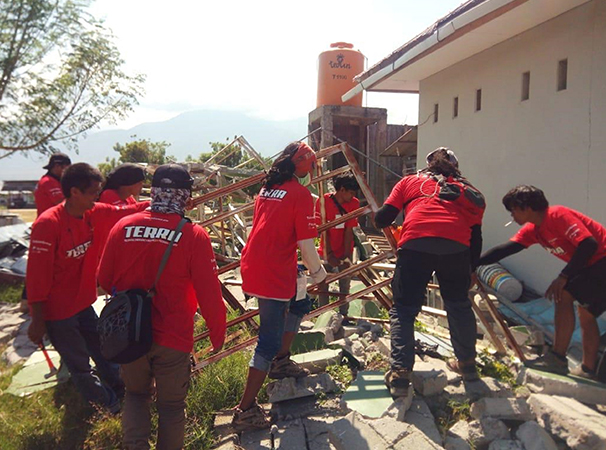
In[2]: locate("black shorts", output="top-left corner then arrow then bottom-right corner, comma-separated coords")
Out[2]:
566,257 -> 606,317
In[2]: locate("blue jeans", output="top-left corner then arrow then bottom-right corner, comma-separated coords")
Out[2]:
46,306 -> 123,411
390,249 -> 476,370
249,295 -> 312,372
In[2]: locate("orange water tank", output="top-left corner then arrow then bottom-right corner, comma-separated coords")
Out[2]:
317,42 -> 365,107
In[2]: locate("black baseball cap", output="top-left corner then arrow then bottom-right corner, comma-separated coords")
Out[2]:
151,164 -> 193,189
43,153 -> 72,170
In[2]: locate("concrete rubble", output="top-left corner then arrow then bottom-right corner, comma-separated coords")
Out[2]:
380,391 -> 414,421
470,398 -> 534,422
292,348 -> 343,374
266,373 -> 339,404
3,295 -> 602,450
528,394 -> 606,450
210,309 -> 606,449
412,360 -> 448,396
446,418 -> 510,450
0,303 -> 37,365
487,440 -> 524,450
444,377 -> 514,403
329,411 -> 443,450
404,398 -> 442,446
519,366 -> 606,406
515,421 -> 557,450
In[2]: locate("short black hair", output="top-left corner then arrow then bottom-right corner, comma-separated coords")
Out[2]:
334,173 -> 359,192
502,185 -> 549,212
61,163 -> 104,198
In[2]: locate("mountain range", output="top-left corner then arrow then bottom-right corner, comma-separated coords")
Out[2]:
0,110 -> 308,181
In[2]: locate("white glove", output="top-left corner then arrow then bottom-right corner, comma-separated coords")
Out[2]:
298,238 -> 327,283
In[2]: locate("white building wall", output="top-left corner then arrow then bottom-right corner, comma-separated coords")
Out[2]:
417,0 -> 606,293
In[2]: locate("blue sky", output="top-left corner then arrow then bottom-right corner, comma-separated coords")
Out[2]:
89,0 -> 465,128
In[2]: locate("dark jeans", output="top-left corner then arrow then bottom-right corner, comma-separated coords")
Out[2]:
46,306 -> 123,411
390,249 -> 476,370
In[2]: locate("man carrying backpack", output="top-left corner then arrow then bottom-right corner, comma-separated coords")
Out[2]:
98,164 -> 226,450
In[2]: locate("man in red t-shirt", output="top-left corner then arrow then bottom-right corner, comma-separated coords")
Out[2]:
478,185 -> 606,379
316,173 -> 360,317
99,164 -> 226,449
34,153 -> 71,216
375,148 -> 485,396
27,163 -> 149,413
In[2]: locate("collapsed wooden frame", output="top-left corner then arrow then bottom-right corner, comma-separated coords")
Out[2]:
190,142 -> 399,371
188,140 -> 524,371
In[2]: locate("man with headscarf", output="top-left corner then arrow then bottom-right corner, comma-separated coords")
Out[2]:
99,163 -> 146,206
98,164 -> 226,450
34,153 -> 72,216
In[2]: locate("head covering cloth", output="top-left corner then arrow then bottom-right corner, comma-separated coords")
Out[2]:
103,163 -> 146,191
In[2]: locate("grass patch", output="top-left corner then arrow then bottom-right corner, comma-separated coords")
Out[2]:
478,350 -> 517,387
365,352 -> 389,372
437,398 -> 472,433
378,307 -> 389,321
185,350 -> 256,448
0,283 -> 24,304
0,341 -> 258,449
326,363 -> 353,391
414,320 -> 428,333
0,378 -> 111,449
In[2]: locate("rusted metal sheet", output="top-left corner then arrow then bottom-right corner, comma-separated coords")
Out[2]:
305,165 -> 351,187
192,173 -> 265,206
317,206 -> 371,233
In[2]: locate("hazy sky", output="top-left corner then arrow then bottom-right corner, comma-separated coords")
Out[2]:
89,0 -> 464,129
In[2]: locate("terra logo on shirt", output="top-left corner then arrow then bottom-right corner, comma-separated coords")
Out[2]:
259,188 -> 287,200
66,241 -> 92,258
543,245 -> 566,256
123,226 -> 183,243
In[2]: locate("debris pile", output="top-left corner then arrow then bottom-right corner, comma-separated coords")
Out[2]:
213,310 -> 606,450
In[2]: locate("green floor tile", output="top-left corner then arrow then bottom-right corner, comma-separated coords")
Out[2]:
342,370 -> 393,418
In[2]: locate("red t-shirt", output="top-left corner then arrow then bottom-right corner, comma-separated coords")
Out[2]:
97,189 -> 138,253
34,174 -> 64,216
315,194 -> 360,259
511,205 -> 606,265
384,174 -> 485,247
27,201 -> 150,321
98,211 -> 226,353
98,189 -> 137,207
241,179 -> 317,301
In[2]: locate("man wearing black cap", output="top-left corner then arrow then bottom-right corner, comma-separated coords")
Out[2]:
98,164 -> 226,450
34,152 -> 72,216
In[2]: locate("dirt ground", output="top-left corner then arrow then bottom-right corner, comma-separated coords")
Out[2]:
10,208 -> 36,223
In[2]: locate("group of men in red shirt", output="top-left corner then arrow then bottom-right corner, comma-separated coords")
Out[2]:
29,155 -> 226,449
375,148 -> 606,396
24,146 -> 606,443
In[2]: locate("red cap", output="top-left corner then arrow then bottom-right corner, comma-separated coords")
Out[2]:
291,142 -> 317,174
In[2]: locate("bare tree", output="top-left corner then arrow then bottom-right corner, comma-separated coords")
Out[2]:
0,0 -> 145,158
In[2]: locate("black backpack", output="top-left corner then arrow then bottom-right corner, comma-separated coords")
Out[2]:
97,218 -> 187,364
